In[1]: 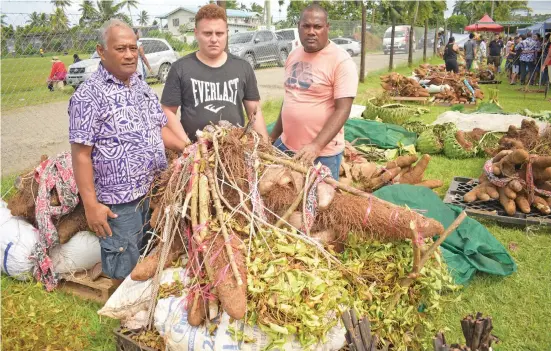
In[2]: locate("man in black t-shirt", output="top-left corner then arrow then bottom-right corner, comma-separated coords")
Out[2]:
488,33 -> 503,71
161,4 -> 269,143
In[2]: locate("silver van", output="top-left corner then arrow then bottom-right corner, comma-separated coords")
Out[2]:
66,38 -> 178,88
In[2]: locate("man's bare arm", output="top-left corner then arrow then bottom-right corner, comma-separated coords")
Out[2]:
294,97 -> 353,165
243,99 -> 269,141
71,143 -> 117,238
161,104 -> 190,143
269,105 -> 284,142
162,126 -> 188,152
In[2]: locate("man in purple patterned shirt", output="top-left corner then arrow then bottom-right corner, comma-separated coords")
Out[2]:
69,19 -> 186,281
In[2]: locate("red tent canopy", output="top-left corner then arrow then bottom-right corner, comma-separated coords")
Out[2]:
465,14 -> 503,32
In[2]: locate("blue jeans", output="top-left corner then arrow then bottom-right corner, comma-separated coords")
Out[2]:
273,137 -> 343,180
520,60 -> 535,84
100,197 -> 151,279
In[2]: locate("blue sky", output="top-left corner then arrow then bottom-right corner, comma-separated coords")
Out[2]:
2,0 -> 550,27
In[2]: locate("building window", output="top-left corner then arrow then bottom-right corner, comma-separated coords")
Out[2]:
172,18 -> 179,27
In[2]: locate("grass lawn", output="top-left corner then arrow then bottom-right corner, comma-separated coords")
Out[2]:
2,56 -> 551,350
0,53 -> 166,111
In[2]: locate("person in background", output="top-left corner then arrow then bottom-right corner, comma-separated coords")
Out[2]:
498,35 -> 505,73
510,36 -> 523,85
73,53 -> 81,63
47,56 -> 67,91
533,33 -> 543,84
443,36 -> 459,73
161,4 -> 269,144
478,37 -> 487,65
134,29 -> 152,81
541,33 -> 550,87
505,36 -> 514,79
40,48 -> 44,57
518,32 -> 537,85
270,4 -> 358,180
488,33 -> 503,71
464,33 -> 477,71
69,19 -> 186,282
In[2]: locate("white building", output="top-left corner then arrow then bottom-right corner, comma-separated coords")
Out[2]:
159,6 -> 261,40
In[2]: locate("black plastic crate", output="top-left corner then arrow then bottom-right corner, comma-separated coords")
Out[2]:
444,176 -> 551,227
114,328 -> 159,351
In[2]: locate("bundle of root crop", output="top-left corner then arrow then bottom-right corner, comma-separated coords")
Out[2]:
380,72 -> 430,97
362,97 -> 429,126
432,74 -> 483,103
486,119 -> 551,156
339,152 -> 443,193
6,155 -> 88,244
130,123 -> 466,350
464,149 -> 551,216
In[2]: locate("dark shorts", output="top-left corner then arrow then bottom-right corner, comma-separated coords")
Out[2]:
488,55 -> 501,67
445,60 -> 459,73
100,197 -> 151,279
273,137 -> 343,180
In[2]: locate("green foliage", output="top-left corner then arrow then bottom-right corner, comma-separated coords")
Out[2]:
286,0 -> 362,25
447,15 -> 468,33
328,29 -> 343,39
251,2 -> 263,15
453,0 -> 530,23
48,38 -> 64,52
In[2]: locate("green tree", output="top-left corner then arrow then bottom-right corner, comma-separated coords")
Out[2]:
447,14 -> 468,33
251,2 -> 263,15
378,0 -> 407,71
96,1 -> 130,25
122,0 -> 139,25
50,7 -> 69,31
79,0 -> 98,26
137,10 -> 149,26
27,12 -> 50,27
225,0 -> 239,10
1,14 -> 7,26
152,19 -> 158,26
453,0 -> 530,23
51,0 -> 72,9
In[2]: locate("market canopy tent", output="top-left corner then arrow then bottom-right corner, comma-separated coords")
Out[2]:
465,14 -> 503,33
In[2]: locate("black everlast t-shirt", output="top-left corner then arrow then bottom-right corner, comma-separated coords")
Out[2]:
161,52 -> 260,141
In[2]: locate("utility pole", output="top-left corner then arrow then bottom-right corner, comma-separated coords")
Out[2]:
265,0 -> 271,29
360,1 -> 366,82
217,1 -> 228,52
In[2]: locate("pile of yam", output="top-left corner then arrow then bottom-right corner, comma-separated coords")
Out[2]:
339,143 -> 443,191
380,72 -> 430,97
133,124 -> 447,330
7,155 -> 88,244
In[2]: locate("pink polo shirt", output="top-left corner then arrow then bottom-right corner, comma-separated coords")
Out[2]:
280,41 -> 358,156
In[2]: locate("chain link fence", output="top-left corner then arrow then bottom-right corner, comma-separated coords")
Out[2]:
1,12 -> 438,177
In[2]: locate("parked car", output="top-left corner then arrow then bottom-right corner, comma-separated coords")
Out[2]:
332,37 -> 361,56
275,28 -> 301,52
66,38 -> 178,89
383,25 -> 416,55
417,30 -> 436,50
229,30 -> 289,69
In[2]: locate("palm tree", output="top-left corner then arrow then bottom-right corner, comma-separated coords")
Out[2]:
27,12 -> 50,27
1,14 -> 6,27
380,1 -> 405,72
50,7 -> 69,31
122,0 -> 139,25
137,10 -> 149,26
79,0 -> 98,26
51,0 -> 72,9
96,1 -> 129,24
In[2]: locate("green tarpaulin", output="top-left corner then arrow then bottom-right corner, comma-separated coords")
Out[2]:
266,119 -> 417,150
374,184 -> 517,285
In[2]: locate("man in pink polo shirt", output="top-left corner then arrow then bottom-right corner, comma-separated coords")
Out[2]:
270,4 -> 358,180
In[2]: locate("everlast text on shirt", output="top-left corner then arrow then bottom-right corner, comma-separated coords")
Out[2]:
191,78 -> 240,107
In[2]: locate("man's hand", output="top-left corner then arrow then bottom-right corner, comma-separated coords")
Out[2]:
85,202 -> 118,239
294,143 -> 321,166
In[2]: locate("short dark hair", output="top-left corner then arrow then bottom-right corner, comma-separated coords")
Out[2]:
300,3 -> 328,23
469,33 -> 475,39
448,36 -> 455,43
520,34 -> 526,40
